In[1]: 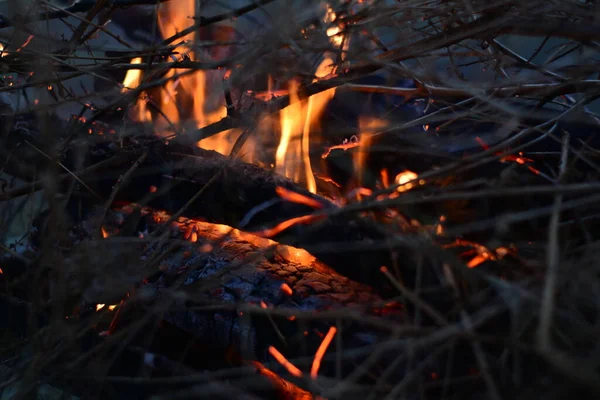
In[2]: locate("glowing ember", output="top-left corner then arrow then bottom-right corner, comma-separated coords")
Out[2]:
444,239 -> 513,268
252,362 -> 314,399
321,136 -> 360,159
268,346 -> 303,378
101,226 -> 109,239
280,283 -> 293,296
475,136 -> 540,175
310,326 -> 337,379
252,214 -> 325,238
275,186 -> 327,209
122,204 -> 320,266
16,35 -> 34,53
395,170 -> 419,192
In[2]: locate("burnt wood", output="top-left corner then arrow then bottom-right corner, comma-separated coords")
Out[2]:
60,135 -> 436,298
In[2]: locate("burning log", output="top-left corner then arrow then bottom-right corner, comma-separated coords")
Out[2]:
58,204 -> 411,390
56,136 -> 421,297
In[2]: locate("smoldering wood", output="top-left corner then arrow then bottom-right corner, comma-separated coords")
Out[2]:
49,204 -> 417,391
55,135 -> 435,297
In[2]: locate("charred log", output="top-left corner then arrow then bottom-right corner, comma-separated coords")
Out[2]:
53,135 -> 441,300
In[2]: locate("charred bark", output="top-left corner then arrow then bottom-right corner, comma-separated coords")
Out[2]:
58,135 -> 434,298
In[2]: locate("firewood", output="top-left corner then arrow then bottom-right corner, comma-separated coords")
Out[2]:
64,136 -> 424,296
66,204 -> 410,384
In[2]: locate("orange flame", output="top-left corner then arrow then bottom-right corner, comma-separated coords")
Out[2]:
123,0 -> 232,154
121,57 -> 143,92
355,118 -> 387,189
273,7 -> 342,192
123,2 -> 348,191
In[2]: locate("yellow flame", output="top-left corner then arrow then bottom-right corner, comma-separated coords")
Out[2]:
121,57 -> 143,91
119,0 -> 228,153
122,1 -> 347,192
275,56 -> 337,193
276,80 -> 302,182
355,118 -> 387,187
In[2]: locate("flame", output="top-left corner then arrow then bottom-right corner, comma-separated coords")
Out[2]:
122,0 -> 233,153
122,2 -> 348,191
276,80 -> 303,182
355,118 -> 387,188
273,7 -> 343,192
96,304 -> 105,311
275,60 -> 337,193
101,226 -> 109,238
122,57 -> 143,92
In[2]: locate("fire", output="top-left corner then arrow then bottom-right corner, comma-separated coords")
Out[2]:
395,170 -> 419,192
310,326 -> 337,379
275,56 -> 337,193
252,362 -> 313,399
122,2 -> 347,193
444,239 -> 512,268
275,186 -> 327,209
121,57 -> 143,92
273,7 -> 343,192
280,283 -> 293,296
355,118 -> 387,189
268,346 -> 303,378
96,303 -> 118,312
123,0 -> 233,153
475,136 -> 540,175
